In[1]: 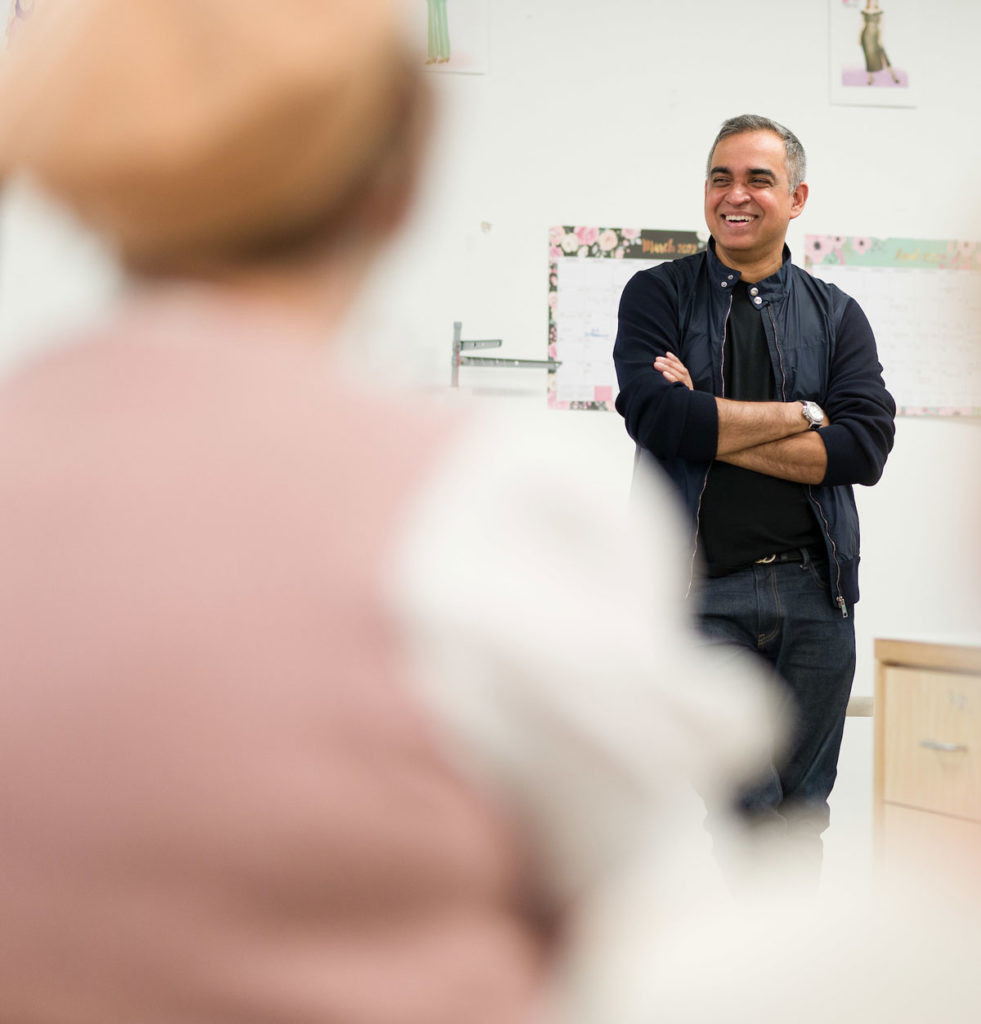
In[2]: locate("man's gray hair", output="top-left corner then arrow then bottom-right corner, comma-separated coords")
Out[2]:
707,114 -> 807,192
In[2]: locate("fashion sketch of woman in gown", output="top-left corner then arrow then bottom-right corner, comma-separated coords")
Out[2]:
425,0 -> 450,64
860,1 -> 900,85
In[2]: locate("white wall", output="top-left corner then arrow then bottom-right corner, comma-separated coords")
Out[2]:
359,0 -> 981,683
2,0 -> 979,871
366,0 -> 981,881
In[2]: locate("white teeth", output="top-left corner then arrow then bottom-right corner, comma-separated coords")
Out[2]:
725,216 -> 751,222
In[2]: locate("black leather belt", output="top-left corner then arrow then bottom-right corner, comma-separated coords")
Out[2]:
754,547 -> 822,565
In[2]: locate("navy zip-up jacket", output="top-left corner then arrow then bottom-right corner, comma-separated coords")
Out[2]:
613,241 -> 896,614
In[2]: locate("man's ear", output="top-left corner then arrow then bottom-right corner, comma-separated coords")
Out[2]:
789,182 -> 809,221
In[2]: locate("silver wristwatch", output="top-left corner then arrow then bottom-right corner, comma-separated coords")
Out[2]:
800,400 -> 825,430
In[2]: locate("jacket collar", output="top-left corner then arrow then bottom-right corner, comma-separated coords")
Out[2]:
705,238 -> 792,305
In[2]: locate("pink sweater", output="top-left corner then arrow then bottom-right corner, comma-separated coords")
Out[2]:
0,292 -> 550,1023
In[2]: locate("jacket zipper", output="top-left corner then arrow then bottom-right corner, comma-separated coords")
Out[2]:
686,292 -> 733,596
720,294 -> 733,399
809,487 -> 848,617
766,306 -> 788,401
685,468 -> 711,599
768,307 -> 847,617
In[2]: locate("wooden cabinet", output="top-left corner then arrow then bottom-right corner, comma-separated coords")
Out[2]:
874,637 -> 981,876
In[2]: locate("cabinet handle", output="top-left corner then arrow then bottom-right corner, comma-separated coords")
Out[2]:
920,739 -> 968,753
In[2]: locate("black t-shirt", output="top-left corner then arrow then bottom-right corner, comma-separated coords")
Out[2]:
698,281 -> 821,575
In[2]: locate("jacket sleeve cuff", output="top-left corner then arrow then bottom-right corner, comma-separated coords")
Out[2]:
819,423 -> 870,487
681,389 -> 719,462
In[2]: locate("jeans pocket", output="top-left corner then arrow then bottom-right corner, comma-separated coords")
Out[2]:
805,559 -> 831,593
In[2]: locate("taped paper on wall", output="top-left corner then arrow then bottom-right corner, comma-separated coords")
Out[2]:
547,226 -> 706,411
806,235 -> 981,417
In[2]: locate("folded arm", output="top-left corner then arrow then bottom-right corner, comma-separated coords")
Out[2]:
614,274 -> 894,488
817,299 -> 896,486
613,271 -> 721,463
655,351 -> 822,477
614,274 -> 807,464
717,432 -> 828,484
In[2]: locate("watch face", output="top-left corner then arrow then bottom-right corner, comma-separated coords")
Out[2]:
803,402 -> 823,426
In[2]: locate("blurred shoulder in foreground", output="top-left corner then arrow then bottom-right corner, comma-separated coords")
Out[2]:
0,2 -> 780,1022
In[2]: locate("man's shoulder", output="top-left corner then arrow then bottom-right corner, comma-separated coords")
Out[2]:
622,249 -> 706,299
655,247 -> 707,282
787,262 -> 856,319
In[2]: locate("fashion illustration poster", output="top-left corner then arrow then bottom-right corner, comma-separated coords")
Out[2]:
830,0 -> 919,107
414,0 -> 488,75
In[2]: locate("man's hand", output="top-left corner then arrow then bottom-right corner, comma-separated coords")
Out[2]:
654,351 -> 693,390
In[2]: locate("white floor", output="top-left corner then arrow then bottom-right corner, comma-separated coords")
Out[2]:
822,715 -> 875,893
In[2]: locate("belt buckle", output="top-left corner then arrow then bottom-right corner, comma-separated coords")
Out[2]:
755,553 -> 777,564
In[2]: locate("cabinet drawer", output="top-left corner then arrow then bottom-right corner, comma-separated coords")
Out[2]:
882,667 -> 981,821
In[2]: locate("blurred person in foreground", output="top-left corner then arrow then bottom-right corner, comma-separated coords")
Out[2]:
0,2 -> 779,1022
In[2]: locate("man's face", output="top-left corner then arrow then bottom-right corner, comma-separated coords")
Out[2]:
704,130 -> 807,271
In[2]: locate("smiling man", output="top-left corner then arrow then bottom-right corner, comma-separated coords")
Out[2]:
613,114 -> 896,868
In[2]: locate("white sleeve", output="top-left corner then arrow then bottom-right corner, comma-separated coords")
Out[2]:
387,406 -> 781,904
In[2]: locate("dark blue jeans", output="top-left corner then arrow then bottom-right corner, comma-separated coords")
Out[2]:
690,550 -> 856,841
